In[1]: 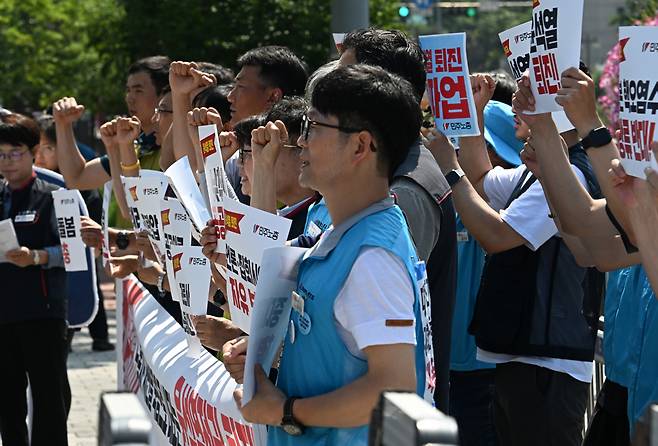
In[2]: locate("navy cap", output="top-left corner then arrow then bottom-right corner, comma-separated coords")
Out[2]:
483,100 -> 524,167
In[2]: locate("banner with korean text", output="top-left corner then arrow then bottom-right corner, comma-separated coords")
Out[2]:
419,32 -> 479,137
52,189 -> 88,272
528,0 -> 583,114
223,199 -> 292,333
160,197 -> 192,303
116,274 -> 267,446
618,26 -> 658,178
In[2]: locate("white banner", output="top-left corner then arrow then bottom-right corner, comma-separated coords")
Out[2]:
199,124 -> 230,254
101,181 -> 112,268
165,156 -> 211,233
122,176 -> 143,231
223,199 -> 292,333
528,0 -> 583,114
242,246 -> 306,405
419,33 -> 479,137
618,26 -> 658,178
116,275 -> 267,445
160,198 -> 192,303
52,189 -> 88,272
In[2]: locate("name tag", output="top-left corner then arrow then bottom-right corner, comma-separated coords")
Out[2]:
456,231 -> 469,242
306,221 -> 322,238
15,211 -> 37,223
291,291 -> 305,316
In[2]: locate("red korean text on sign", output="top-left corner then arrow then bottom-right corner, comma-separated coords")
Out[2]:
434,47 -> 463,73
533,52 -> 560,95
229,277 -> 255,316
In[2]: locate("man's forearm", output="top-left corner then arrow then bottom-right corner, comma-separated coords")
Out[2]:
250,164 -> 277,214
456,110 -> 492,197
55,122 -> 89,188
172,93 -> 199,171
106,146 -> 130,219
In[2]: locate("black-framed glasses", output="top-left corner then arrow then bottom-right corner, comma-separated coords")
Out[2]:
0,149 -> 30,162
239,147 -> 252,163
300,115 -> 363,141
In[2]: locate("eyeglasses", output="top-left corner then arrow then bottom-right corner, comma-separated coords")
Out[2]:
300,115 -> 363,141
0,149 -> 30,162
239,147 -> 252,163
154,107 -> 173,115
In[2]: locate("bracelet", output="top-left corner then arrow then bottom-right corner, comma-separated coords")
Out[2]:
120,160 -> 141,171
157,271 -> 166,295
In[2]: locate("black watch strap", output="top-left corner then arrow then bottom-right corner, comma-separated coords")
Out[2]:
445,168 -> 465,188
581,126 -> 612,150
284,397 -> 299,421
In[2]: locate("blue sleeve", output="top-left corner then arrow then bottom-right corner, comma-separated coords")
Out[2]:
43,246 -> 65,269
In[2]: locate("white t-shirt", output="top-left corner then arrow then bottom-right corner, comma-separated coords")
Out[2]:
477,165 -> 593,383
310,230 -> 417,359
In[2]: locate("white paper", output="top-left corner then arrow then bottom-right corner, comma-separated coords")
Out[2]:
52,189 -> 88,272
617,26 -> 658,178
0,218 -> 19,262
419,33 -> 480,137
199,124 -> 230,254
164,156 -> 211,233
333,33 -> 346,52
528,0 -> 584,114
135,175 -> 167,262
242,246 -> 306,405
121,176 -> 143,231
223,199 -> 292,333
161,197 -> 192,303
101,181 -> 112,268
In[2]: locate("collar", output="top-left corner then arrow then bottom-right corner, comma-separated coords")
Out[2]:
306,197 -> 395,260
7,172 -> 36,192
278,193 -> 321,219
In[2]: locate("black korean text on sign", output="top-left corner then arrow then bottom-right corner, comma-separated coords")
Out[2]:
57,216 -> 76,238
620,79 -> 658,115
530,7 -> 558,53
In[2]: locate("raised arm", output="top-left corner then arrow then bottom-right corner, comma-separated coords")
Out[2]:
99,119 -> 130,220
52,97 -> 110,190
249,121 -> 288,214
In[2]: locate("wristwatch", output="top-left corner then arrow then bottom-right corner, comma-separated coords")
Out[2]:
157,271 -> 166,295
445,168 -> 465,188
581,127 -> 612,150
32,250 -> 40,266
115,231 -> 130,250
281,397 -> 304,436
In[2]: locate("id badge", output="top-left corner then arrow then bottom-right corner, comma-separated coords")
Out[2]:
15,211 -> 37,223
291,291 -> 305,316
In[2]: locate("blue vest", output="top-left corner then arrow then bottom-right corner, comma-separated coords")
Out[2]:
303,198 -> 331,237
450,216 -> 493,371
271,199 -> 427,446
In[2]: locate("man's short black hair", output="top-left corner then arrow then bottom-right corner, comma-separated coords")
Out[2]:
193,84 -> 234,126
488,70 -> 516,106
0,113 -> 40,150
265,96 -> 308,141
342,28 -> 426,102
237,46 -> 308,97
312,64 -> 421,178
37,114 -> 57,144
195,62 -> 235,85
127,55 -> 171,96
234,115 -> 265,149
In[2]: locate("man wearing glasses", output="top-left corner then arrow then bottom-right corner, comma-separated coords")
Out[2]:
235,64 -> 431,446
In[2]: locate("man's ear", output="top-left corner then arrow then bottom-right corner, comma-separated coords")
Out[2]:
352,130 -> 375,164
266,87 -> 283,106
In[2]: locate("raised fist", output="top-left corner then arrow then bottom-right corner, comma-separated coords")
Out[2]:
52,97 -> 85,125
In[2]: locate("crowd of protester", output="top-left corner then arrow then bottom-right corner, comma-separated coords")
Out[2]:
1,24 -> 658,446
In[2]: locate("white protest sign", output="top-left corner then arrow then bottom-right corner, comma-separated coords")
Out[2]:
223,199 -> 292,333
242,246 -> 305,405
116,275 -> 267,445
500,21 -> 533,82
0,218 -> 19,262
52,189 -> 87,272
617,26 -> 658,179
528,0 -> 584,114
333,33 -> 346,52
161,197 -> 192,303
135,175 -> 167,262
164,156 -> 211,233
500,20 -> 575,133
174,246 -> 211,358
122,176 -> 143,231
199,124 -> 230,254
419,33 -> 479,137
100,182 -> 112,269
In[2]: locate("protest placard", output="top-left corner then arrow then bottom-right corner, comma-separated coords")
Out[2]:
161,197 -> 192,303
174,246 -> 211,357
164,156 -> 211,233
242,246 -> 306,405
135,175 -> 167,262
116,275 -> 267,445
333,33 -> 345,52
500,20 -> 575,132
101,181 -> 112,268
52,189 -> 87,272
528,0 -> 584,114
617,26 -> 658,178
199,124 -> 230,254
223,198 -> 292,333
0,218 -> 19,263
122,176 -> 143,231
419,33 -> 479,137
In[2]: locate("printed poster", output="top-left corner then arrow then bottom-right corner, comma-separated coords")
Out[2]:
617,26 -> 658,178
52,189 -> 88,272
164,156 -> 211,234
333,33 -> 346,52
528,0 -> 584,114
161,197 -> 192,303
223,199 -> 292,333
419,33 -> 480,137
135,175 -> 167,262
101,181 -> 112,268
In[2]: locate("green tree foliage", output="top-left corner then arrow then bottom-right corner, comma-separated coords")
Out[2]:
613,0 -> 658,24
